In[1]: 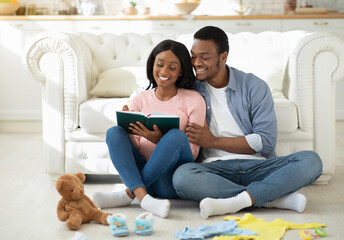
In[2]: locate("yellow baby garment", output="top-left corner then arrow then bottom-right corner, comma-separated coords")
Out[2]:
213,213 -> 326,240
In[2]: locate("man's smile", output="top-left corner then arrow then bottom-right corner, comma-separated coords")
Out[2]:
195,68 -> 206,72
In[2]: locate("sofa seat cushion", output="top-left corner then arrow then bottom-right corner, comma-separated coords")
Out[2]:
274,97 -> 298,133
80,94 -> 298,134
79,97 -> 130,132
65,141 -> 118,174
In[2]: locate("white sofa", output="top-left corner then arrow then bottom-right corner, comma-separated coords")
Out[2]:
23,30 -> 344,184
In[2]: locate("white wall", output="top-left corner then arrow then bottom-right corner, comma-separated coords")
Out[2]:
0,27 -> 42,121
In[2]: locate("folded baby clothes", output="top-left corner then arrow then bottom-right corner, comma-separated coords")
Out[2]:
213,213 -> 326,240
176,219 -> 257,240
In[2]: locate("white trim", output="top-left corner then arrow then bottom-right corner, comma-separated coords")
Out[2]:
336,110 -> 344,120
336,120 -> 344,133
0,121 -> 42,133
0,110 -> 42,121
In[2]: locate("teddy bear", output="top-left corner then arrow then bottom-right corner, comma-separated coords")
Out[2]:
56,172 -> 112,230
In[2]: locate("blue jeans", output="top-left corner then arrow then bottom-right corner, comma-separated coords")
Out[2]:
172,151 -> 322,207
106,126 -> 194,199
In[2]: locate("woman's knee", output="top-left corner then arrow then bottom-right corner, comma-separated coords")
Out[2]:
106,126 -> 126,144
164,129 -> 188,142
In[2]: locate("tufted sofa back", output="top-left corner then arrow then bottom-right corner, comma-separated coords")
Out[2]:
69,31 -> 309,135
177,31 -> 306,98
76,30 -> 306,102
76,32 -> 175,93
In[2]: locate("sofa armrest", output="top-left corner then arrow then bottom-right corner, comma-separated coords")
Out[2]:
22,32 -> 93,175
288,32 -> 344,131
288,32 -> 344,177
22,32 -> 93,132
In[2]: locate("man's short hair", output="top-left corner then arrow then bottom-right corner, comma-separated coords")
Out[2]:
193,26 -> 229,54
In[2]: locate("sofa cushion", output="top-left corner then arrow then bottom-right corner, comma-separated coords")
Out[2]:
79,94 -> 298,134
273,96 -> 298,133
89,68 -> 140,97
121,66 -> 150,88
79,32 -> 172,74
79,97 -> 130,132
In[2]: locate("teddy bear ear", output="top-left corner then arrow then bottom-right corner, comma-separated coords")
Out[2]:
56,179 -> 64,191
75,172 -> 86,182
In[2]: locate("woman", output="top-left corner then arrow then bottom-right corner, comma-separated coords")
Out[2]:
93,40 -> 206,218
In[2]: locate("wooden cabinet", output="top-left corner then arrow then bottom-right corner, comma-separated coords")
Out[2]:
205,19 -> 282,33
282,18 -> 344,34
128,19 -> 206,35
127,19 -> 282,35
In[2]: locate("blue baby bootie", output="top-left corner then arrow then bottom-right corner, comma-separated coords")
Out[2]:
134,212 -> 155,236
107,213 -> 129,237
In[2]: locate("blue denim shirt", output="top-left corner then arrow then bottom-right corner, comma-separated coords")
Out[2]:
194,66 -> 277,158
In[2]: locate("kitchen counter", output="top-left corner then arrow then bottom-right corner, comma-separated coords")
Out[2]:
1,14 -> 344,21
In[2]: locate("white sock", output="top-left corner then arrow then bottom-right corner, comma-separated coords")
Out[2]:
263,192 -> 307,213
199,191 -> 252,219
92,190 -> 134,209
140,194 -> 170,218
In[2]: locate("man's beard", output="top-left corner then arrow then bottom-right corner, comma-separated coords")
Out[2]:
201,59 -> 221,82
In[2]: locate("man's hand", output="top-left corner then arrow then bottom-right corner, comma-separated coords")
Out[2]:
187,121 -> 256,154
129,122 -> 162,144
186,121 -> 215,148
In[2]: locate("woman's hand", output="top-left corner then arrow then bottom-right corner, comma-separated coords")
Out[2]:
129,122 -> 162,144
122,105 -> 129,111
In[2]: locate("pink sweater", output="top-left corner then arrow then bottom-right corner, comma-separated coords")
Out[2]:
129,88 -> 206,161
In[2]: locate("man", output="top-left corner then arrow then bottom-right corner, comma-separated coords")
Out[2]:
172,26 -> 322,219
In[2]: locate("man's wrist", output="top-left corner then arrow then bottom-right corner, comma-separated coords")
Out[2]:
207,136 -> 220,149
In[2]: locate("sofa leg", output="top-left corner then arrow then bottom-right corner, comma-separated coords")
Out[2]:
313,174 -> 331,185
48,174 -> 61,183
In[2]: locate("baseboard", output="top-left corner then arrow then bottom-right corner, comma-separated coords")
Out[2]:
0,110 -> 42,121
337,120 -> 344,133
0,121 -> 42,133
336,110 -> 344,120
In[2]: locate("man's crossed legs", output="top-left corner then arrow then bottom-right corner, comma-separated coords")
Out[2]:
172,151 -> 322,219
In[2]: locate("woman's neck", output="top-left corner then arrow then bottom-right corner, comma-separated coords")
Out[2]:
154,87 -> 179,101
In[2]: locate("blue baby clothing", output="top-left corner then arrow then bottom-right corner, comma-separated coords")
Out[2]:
175,220 -> 257,240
